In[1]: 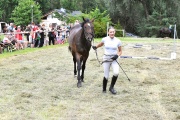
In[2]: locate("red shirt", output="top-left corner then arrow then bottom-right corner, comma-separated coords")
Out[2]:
32,26 -> 38,39
16,29 -> 23,40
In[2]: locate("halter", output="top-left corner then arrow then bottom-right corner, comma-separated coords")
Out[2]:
82,21 -> 95,42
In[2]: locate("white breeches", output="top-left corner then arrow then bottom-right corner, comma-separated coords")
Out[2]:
103,55 -> 119,79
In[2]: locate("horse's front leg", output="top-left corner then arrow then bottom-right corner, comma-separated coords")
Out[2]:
77,60 -> 82,88
81,59 -> 87,82
73,56 -> 77,76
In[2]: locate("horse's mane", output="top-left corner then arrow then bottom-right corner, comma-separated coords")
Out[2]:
70,24 -> 81,30
70,18 -> 90,31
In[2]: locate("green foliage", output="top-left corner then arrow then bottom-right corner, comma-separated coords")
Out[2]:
88,8 -> 111,37
11,0 -> 42,26
61,0 -> 76,11
0,0 -> 18,22
0,0 -> 179,37
112,20 -> 123,37
67,8 -> 111,37
136,0 -> 177,37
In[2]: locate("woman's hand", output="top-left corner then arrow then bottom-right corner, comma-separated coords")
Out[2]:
111,55 -> 118,60
92,46 -> 97,50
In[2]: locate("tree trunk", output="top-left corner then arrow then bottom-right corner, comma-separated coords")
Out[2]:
139,0 -> 149,19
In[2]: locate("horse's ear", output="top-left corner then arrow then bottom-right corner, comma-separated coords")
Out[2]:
82,17 -> 86,21
91,18 -> 95,22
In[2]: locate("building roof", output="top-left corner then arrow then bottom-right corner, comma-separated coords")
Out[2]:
42,9 -> 82,19
42,8 -> 66,19
71,11 -> 82,16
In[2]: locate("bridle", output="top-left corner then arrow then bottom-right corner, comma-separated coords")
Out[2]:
83,22 -> 95,42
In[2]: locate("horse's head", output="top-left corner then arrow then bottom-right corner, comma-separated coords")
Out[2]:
81,17 -> 95,42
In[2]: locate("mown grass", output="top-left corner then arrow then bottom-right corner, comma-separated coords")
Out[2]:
0,38 -> 179,120
0,43 -> 68,59
1,37 -> 179,59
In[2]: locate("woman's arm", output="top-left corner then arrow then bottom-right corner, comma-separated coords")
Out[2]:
96,42 -> 104,48
117,46 -> 122,56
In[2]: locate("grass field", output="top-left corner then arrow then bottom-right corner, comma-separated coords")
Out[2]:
0,38 -> 180,120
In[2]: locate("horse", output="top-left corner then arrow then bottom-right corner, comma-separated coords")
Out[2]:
68,17 -> 95,88
157,27 -> 173,38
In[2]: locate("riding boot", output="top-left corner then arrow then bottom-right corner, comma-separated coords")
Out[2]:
103,77 -> 108,93
109,75 -> 118,94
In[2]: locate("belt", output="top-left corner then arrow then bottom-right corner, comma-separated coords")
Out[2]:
104,54 -> 116,56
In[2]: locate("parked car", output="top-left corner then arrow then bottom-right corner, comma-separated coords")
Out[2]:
126,32 -> 139,38
0,22 -> 8,33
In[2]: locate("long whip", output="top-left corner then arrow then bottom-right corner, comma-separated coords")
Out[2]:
101,59 -> 131,81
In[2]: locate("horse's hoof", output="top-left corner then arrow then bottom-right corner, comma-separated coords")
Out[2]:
77,82 -> 82,88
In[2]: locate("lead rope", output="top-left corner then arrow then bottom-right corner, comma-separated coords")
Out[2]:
92,38 -> 101,66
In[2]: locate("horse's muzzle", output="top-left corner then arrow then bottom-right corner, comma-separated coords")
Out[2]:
86,37 -> 93,42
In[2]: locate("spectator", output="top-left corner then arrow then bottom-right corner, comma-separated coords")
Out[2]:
39,24 -> 46,47
15,26 -> 27,49
34,25 -> 41,47
8,30 -> 18,50
31,22 -> 38,47
74,20 -> 79,25
3,26 -> 8,33
8,23 -> 14,32
24,25 -> 31,47
48,24 -> 56,45
3,34 -> 11,44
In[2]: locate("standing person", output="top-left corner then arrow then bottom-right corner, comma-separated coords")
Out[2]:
48,24 -> 55,45
61,26 -> 66,44
8,23 -> 14,32
15,26 -> 27,49
39,24 -> 45,47
92,26 -> 122,94
24,25 -> 31,47
31,22 -> 38,48
34,25 -> 41,48
56,26 -> 61,44
74,20 -> 79,25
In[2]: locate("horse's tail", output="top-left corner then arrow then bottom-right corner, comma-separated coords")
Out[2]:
68,46 -> 72,52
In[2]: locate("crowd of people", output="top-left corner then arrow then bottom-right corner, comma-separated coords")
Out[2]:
0,22 -> 72,52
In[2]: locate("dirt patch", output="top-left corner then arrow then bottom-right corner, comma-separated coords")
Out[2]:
0,41 -> 180,120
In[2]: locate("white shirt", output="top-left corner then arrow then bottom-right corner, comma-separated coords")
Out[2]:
3,37 -> 9,43
102,36 -> 122,55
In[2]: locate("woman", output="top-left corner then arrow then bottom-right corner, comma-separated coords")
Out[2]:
92,26 -> 122,94
15,26 -> 26,49
39,24 -> 45,47
48,24 -> 55,45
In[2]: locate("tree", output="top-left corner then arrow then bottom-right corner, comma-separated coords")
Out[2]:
0,0 -> 18,22
136,0 -> 177,37
67,8 -> 111,37
88,8 -> 111,37
11,0 -> 42,26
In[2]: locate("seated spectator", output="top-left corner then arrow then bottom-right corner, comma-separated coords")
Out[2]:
8,30 -> 18,50
3,34 -> 11,44
2,34 -> 15,51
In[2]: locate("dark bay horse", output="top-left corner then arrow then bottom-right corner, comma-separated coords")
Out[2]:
68,17 -> 95,87
158,27 -> 174,38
